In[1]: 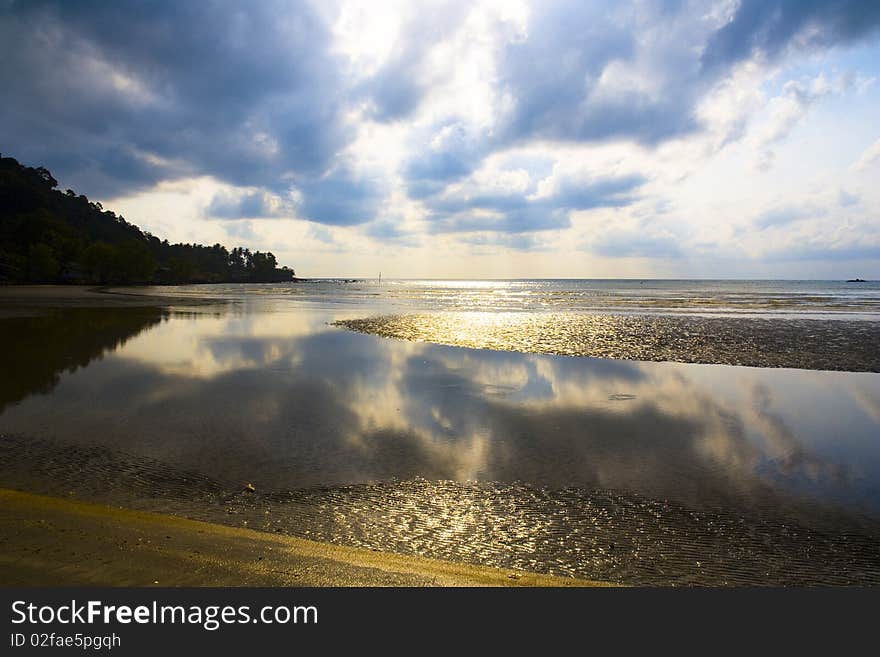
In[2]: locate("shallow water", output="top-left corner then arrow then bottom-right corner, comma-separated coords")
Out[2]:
1,282 -> 880,585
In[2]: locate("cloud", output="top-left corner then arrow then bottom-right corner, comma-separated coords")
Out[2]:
753,203 -> 826,230
365,220 -> 405,241
356,3 -> 469,121
296,167 -> 386,226
460,233 -> 550,251
750,211 -> 880,262
751,73 -> 850,168
0,0 -> 353,206
771,242 -> 880,262
208,190 -> 292,219
852,137 -> 880,170
587,230 -> 683,259
403,122 -> 491,199
223,220 -> 257,242
541,173 -> 646,210
362,218 -> 421,247
305,224 -> 338,246
701,0 -> 880,72
493,1 -> 704,146
759,77 -> 834,142
426,174 -> 645,233
398,1 -> 880,223
206,167 -> 388,226
396,2 -> 713,202
430,207 -> 571,234
838,190 -> 860,207
413,8 -> 695,199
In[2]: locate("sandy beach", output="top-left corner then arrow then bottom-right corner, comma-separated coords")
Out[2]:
0,488 -> 604,587
0,285 -> 215,318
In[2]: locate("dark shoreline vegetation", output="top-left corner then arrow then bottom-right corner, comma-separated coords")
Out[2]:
0,155 -> 295,285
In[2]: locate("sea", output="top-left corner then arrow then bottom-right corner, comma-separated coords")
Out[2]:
157,277 -> 880,316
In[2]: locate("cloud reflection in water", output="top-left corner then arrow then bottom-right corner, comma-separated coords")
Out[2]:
2,309 -> 878,513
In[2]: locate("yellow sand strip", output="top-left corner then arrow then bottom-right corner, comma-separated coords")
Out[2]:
0,489 -> 611,587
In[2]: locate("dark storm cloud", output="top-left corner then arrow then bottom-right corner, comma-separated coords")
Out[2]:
0,0 -> 352,204
425,172 -> 645,234
701,0 -> 880,72
296,167 -> 386,226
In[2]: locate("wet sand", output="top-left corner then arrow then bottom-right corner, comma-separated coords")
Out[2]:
0,285 -> 217,318
4,436 -> 879,586
336,312 -> 880,372
0,489 -> 603,587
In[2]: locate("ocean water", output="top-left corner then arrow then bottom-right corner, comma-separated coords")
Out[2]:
161,279 -> 880,371
1,279 -> 880,585
154,278 -> 880,317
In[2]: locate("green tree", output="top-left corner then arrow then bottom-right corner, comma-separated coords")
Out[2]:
81,242 -> 117,284
116,240 -> 157,283
1,156 -> 296,284
27,243 -> 59,281
167,256 -> 196,282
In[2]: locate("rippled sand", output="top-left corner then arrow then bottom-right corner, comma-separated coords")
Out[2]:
336,312 -> 880,372
4,436 -> 879,586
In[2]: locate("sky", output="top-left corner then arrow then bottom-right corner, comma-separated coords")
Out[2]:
1,0 -> 879,279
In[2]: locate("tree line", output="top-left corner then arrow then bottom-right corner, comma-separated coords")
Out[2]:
0,155 -> 296,285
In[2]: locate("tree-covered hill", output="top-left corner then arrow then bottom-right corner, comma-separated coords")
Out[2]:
0,155 -> 295,284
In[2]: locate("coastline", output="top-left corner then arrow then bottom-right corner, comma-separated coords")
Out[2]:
0,284 -> 221,318
0,488 -> 606,587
